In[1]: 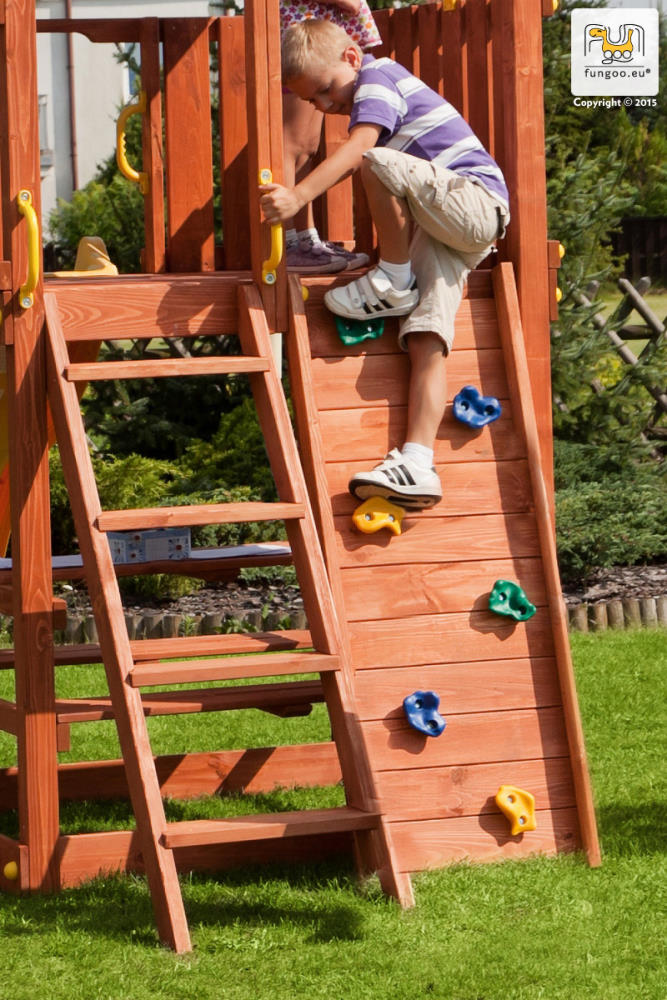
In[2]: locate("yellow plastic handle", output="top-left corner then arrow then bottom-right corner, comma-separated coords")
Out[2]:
259,168 -> 283,285
17,190 -> 40,309
116,91 -> 148,194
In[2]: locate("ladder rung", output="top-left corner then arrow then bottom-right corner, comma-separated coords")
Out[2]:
162,806 -> 380,849
129,651 -> 340,687
55,680 -> 324,723
64,356 -> 270,382
96,502 -> 305,531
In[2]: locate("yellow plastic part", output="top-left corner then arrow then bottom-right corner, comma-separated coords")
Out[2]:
259,169 -> 284,285
17,189 -> 40,309
555,286 -> 563,303
47,236 -> 119,279
352,496 -> 405,536
558,242 -> 566,258
495,785 -> 537,836
116,91 -> 149,194
3,861 -> 18,881
301,285 -> 309,302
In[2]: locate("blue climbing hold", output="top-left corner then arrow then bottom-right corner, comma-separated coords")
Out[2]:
453,385 -> 502,428
403,690 -> 446,738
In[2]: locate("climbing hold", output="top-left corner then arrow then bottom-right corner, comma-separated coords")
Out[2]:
453,385 -> 502,428
403,690 -> 446,738
495,785 -> 537,836
3,860 -> 18,881
301,284 -> 309,302
489,579 -> 536,621
352,496 -> 404,536
334,315 -> 384,346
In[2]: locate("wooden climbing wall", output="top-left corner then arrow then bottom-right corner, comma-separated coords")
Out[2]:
288,268 -> 599,874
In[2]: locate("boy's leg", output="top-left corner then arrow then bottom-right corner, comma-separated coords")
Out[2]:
405,331 -> 448,448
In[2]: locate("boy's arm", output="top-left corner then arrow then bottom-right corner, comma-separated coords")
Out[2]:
260,123 -> 382,223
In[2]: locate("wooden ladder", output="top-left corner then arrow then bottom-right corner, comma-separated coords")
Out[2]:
43,283 -> 408,952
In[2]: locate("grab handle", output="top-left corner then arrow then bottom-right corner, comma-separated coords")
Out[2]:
17,190 -> 39,309
259,169 -> 283,285
116,91 -> 149,194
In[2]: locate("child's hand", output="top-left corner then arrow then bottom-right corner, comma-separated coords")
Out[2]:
328,0 -> 362,13
259,183 -> 304,224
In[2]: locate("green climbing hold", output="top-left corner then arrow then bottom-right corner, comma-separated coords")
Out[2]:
488,579 -> 537,622
334,315 -> 385,346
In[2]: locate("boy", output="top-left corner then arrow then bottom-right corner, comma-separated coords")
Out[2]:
260,18 -> 509,508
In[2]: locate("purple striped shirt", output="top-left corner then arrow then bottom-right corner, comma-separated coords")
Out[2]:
349,55 -> 509,209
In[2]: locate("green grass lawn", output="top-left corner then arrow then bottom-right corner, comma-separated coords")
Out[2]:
0,629 -> 664,1000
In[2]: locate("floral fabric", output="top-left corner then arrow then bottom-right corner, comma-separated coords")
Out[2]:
280,1 -> 381,51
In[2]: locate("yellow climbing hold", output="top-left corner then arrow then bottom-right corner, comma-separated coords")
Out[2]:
352,496 -> 404,536
495,785 -> 537,836
3,860 -> 18,881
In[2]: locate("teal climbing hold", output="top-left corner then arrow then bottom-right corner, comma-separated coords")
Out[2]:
334,315 -> 385,346
488,579 -> 536,621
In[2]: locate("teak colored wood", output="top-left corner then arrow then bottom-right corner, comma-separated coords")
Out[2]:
0,0 -> 599,952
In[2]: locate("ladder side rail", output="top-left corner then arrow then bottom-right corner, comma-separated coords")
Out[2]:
0,0 -> 60,892
44,294 -> 191,953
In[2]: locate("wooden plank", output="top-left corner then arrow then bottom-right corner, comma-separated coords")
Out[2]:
491,0 -> 552,495
363,706 -> 569,771
319,116 -> 354,246
376,757 -> 575,821
354,656 -> 560,719
442,0 -> 467,117
129,651 -> 340,688
1,0 -> 60,892
162,806 -> 379,849
305,295 -> 501,357
46,274 -> 248,341
35,17 -> 144,43
464,0 -> 491,150
55,679 -> 324,723
56,826 -> 353,888
139,18 -> 165,273
417,2 -> 443,95
162,18 -> 215,273
340,557 -> 546,622
391,807 -> 580,871
393,5 -> 419,76
310,350 -> 509,410
493,263 -> 601,867
329,459 -> 533,517
217,16 -> 251,270
96,501 -> 305,531
318,406 -> 524,464
64,356 -> 269,381
350,608 -> 555,669
334,511 -> 541,569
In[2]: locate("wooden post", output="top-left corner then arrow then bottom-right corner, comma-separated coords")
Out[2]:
491,0 -> 553,502
244,0 -> 287,332
139,18 -> 165,273
0,0 -> 60,890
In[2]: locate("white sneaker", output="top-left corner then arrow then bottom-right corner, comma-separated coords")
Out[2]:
324,267 -> 418,320
349,448 -> 442,509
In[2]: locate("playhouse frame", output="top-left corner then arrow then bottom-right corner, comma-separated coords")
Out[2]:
0,0 -> 595,903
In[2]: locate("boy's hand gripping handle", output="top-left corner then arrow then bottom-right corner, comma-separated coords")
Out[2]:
259,169 -> 283,285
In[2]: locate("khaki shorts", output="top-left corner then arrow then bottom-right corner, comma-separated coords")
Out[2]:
363,147 -> 509,353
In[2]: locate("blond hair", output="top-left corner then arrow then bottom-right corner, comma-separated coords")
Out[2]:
282,19 -> 362,82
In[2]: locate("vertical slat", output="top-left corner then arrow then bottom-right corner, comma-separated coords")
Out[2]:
319,116 -> 354,246
44,294 -> 191,952
244,0 -> 286,331
162,18 -> 215,273
464,0 -> 491,149
217,16 -> 251,270
442,0 -> 468,117
393,4 -> 418,75
373,7 -> 393,59
490,0 -> 552,501
417,2 -> 443,96
0,0 -> 60,892
493,263 -> 601,869
139,18 -> 165,273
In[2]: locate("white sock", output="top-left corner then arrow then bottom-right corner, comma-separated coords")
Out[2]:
285,228 -> 299,248
378,258 -> 413,291
401,441 -> 434,469
298,227 -> 323,246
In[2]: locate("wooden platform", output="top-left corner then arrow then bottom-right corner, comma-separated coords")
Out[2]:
288,268 -> 600,873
